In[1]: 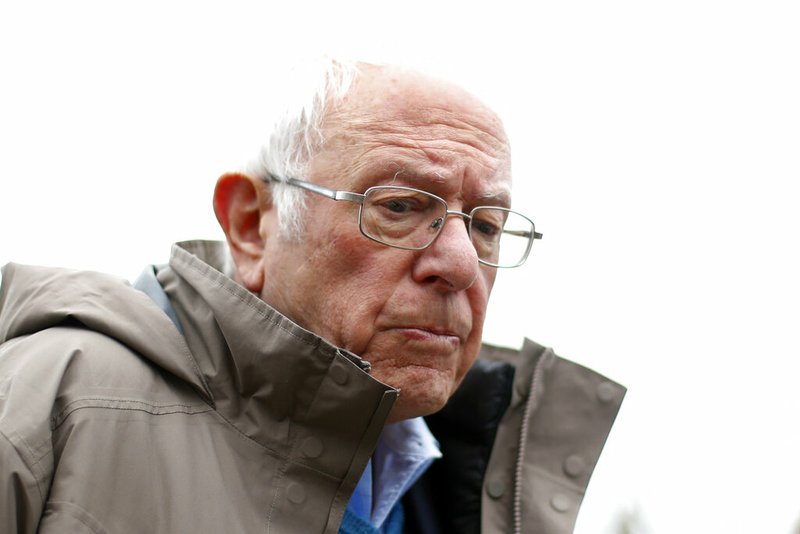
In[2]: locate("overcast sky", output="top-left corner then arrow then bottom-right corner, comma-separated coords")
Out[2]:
2,1 -> 799,532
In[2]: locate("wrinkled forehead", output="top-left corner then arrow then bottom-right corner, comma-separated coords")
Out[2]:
317,65 -> 512,198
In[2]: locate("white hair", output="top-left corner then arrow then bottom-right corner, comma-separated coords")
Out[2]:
244,57 -> 362,240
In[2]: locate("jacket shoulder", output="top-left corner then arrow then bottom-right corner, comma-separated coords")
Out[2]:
1,324 -> 214,533
0,325 -> 209,468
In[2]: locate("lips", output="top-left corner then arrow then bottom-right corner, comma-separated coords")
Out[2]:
386,313 -> 469,338
374,301 -> 472,351
401,325 -> 459,338
391,326 -> 463,349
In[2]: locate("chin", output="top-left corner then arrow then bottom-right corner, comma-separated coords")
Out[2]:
383,377 -> 454,423
369,358 -> 463,421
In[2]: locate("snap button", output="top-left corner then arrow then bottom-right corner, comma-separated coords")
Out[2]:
550,493 -> 571,513
486,478 -> 505,499
286,483 -> 306,504
596,382 -> 616,404
563,454 -> 586,478
301,437 -> 324,459
330,364 -> 350,386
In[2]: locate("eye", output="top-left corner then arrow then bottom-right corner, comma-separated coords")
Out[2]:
472,218 -> 501,237
383,198 -> 418,214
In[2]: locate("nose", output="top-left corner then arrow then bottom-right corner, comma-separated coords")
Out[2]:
411,212 -> 480,291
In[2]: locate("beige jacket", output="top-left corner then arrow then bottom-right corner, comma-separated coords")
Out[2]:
0,241 -> 624,533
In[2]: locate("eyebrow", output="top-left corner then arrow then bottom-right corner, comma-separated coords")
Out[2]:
474,188 -> 512,206
386,168 -> 446,186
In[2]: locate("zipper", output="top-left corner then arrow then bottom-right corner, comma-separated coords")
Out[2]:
512,349 -> 553,534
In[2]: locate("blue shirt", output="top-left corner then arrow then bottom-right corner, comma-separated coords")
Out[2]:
346,417 -> 441,531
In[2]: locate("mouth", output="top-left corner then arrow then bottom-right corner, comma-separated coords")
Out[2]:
393,326 -> 462,347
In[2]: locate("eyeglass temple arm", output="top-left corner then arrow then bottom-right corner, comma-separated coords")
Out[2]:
503,229 -> 544,240
267,175 -> 364,204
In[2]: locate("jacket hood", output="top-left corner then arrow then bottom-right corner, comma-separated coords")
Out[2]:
0,261 -> 209,399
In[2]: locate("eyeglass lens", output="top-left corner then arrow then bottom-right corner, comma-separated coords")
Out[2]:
361,187 -> 444,248
360,187 -> 533,267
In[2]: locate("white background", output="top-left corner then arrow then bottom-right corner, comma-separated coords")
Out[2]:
1,2 -> 799,532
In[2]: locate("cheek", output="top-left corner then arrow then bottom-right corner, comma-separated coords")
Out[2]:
311,236 -> 408,349
471,270 -> 495,332
454,274 -> 494,378
481,266 -> 499,296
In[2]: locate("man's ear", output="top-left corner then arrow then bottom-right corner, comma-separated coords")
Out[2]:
213,172 -> 273,293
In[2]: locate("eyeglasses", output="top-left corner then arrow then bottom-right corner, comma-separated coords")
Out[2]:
265,175 -> 543,268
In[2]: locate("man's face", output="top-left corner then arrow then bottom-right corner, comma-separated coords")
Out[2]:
258,66 -> 512,422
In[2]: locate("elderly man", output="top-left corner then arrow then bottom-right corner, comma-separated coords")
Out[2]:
0,60 -> 624,533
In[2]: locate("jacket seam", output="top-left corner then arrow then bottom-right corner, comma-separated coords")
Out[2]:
9,428 -> 51,478
0,430 -> 45,507
172,341 -> 216,406
46,500 -> 108,534
50,398 -> 341,484
0,428 -> 47,508
51,397 -> 214,430
265,450 -> 287,534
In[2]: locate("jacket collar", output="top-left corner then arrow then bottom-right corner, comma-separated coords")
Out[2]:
156,240 -> 399,454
